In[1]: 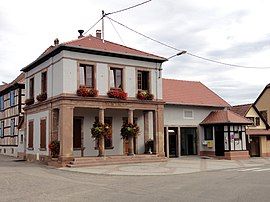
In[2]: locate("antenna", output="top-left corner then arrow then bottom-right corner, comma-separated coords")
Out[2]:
102,10 -> 105,43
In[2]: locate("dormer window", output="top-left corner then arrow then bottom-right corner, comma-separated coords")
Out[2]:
138,71 -> 149,91
110,67 -> 122,89
79,64 -> 94,88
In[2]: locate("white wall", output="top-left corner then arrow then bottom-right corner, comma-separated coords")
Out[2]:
26,110 -> 49,157
96,63 -> 109,96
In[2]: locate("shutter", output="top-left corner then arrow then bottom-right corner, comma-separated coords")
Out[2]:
40,119 -> 46,149
28,121 -> 34,148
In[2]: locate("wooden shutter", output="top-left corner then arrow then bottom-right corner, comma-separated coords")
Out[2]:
28,121 -> 34,148
40,119 -> 46,149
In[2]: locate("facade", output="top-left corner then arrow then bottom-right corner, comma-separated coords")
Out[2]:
232,104 -> 270,157
0,73 -> 25,157
162,79 -> 251,159
254,84 -> 270,125
21,31 -> 166,162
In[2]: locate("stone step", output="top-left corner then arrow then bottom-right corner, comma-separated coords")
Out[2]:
66,158 -> 167,168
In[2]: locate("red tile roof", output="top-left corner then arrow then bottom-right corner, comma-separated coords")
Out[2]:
200,110 -> 253,125
63,35 -> 166,61
230,104 -> 252,117
246,129 -> 270,135
163,78 -> 230,107
0,73 -> 25,93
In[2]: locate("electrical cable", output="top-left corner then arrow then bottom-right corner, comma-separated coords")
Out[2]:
108,17 -> 126,45
105,0 -> 152,16
106,16 -> 270,69
84,17 -> 103,35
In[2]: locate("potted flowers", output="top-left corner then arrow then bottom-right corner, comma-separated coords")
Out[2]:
36,92 -> 47,102
77,86 -> 98,97
120,122 -> 140,139
49,140 -> 60,158
91,121 -> 110,156
107,89 -> 127,100
137,91 -> 154,100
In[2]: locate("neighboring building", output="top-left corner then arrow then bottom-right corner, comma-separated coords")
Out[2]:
254,83 -> 270,125
0,73 -> 25,157
163,79 -> 252,160
21,31 -> 166,162
232,104 -> 270,157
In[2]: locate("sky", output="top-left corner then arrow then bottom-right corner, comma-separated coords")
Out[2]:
1,0 -> 270,105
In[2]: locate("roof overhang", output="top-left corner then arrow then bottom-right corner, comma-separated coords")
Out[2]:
21,45 -> 167,72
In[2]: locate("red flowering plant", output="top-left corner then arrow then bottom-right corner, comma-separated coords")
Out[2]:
49,140 -> 60,158
36,92 -> 47,102
107,89 -> 127,100
25,98 -> 34,106
137,91 -> 154,100
77,86 -> 98,97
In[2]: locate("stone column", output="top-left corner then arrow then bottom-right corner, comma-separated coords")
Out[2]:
165,127 -> 169,157
98,108 -> 105,157
153,105 -> 165,157
177,126 -> 181,157
144,111 -> 150,143
59,105 -> 74,162
128,109 -> 134,156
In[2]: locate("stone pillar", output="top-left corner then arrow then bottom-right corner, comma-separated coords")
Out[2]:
59,105 -> 74,162
144,111 -> 150,143
98,108 -> 105,157
165,127 -> 169,157
128,109 -> 134,156
177,126 -> 181,157
153,105 -> 165,157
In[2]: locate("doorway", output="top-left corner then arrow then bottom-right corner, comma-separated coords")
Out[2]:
249,136 -> 260,157
215,126 -> 224,156
166,127 -> 178,157
181,127 -> 197,155
73,117 -> 83,150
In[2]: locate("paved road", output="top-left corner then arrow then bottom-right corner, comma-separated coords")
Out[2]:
1,155 -> 270,202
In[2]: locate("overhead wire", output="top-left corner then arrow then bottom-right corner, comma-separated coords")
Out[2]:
108,17 -> 126,45
83,17 -> 103,35
105,0 -> 152,16
106,16 -> 270,69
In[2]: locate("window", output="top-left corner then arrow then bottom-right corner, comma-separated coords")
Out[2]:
260,111 -> 268,122
184,110 -> 194,119
247,117 -> 255,126
29,78 -> 34,99
0,121 -> 4,138
10,118 -> 15,136
204,126 -> 213,140
79,64 -> 94,87
28,121 -> 34,148
9,90 -> 15,107
137,71 -> 149,91
267,136 -> 270,141
0,96 -> 4,111
110,68 -> 122,89
40,119 -> 46,149
41,71 -> 47,93
255,117 -> 260,126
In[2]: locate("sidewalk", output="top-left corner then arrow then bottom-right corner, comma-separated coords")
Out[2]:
60,156 -> 270,176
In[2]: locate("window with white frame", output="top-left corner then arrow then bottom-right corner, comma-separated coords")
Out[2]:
79,64 -> 94,87
110,67 -> 123,89
183,110 -> 194,119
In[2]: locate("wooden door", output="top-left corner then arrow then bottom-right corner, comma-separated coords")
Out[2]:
73,118 -> 82,149
250,137 -> 260,157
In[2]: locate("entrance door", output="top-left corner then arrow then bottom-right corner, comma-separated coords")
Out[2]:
168,128 -> 178,157
181,128 -> 197,155
73,118 -> 82,149
215,126 -> 224,156
250,137 -> 260,157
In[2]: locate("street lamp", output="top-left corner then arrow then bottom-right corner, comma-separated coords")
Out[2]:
167,50 -> 187,60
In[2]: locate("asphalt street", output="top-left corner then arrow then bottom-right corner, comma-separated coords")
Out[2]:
1,155 -> 270,202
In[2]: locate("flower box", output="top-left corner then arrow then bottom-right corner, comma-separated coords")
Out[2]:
36,92 -> 47,102
25,98 -> 34,106
107,89 -> 127,100
77,86 -> 98,97
137,91 -> 154,100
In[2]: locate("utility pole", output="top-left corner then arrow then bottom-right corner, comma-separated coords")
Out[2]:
102,10 -> 105,43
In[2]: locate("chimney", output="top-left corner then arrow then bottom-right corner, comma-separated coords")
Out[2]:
78,30 -> 84,38
96,30 -> 102,39
54,38 -> 59,46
